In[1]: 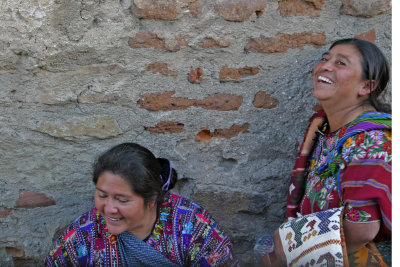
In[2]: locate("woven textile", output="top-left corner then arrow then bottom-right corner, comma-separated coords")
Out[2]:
279,207 -> 344,267
117,232 -> 179,266
287,111 -> 392,241
45,193 -> 238,266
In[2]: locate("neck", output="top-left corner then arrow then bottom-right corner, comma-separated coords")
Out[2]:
322,103 -> 375,132
130,205 -> 158,241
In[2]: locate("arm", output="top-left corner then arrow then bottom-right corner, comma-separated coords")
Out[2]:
343,220 -> 380,254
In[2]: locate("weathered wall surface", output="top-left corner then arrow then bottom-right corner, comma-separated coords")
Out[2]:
0,0 -> 391,265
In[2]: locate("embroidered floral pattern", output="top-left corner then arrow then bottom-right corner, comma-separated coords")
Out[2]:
345,206 -> 371,222
302,113 -> 391,215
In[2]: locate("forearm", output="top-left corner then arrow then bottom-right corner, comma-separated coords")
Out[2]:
343,220 -> 380,254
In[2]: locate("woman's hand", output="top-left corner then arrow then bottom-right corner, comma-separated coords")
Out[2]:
343,220 -> 380,254
268,228 -> 287,267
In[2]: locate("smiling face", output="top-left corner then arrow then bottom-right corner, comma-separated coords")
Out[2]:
94,171 -> 157,237
312,44 -> 371,109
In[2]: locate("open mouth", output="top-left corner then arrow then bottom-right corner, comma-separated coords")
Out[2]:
317,76 -> 333,84
107,216 -> 122,222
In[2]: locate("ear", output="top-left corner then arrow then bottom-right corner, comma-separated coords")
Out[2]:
358,80 -> 377,96
147,200 -> 156,210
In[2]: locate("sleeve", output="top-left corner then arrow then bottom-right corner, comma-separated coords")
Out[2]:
184,208 -> 240,266
44,226 -> 78,266
286,110 -> 327,218
340,129 -> 391,237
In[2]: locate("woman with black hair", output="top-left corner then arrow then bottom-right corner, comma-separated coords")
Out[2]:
45,143 -> 239,266
255,38 -> 391,267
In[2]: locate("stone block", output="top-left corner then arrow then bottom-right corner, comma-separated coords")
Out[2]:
36,116 -> 122,139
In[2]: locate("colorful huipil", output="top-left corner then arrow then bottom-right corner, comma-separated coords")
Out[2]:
287,111 -> 391,240
45,192 -> 239,266
283,110 -> 391,266
255,111 -> 391,266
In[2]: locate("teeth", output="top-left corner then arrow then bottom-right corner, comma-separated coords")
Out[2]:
318,76 -> 333,84
107,217 -> 121,221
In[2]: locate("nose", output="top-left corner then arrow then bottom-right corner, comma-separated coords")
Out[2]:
319,59 -> 333,72
104,198 -> 118,214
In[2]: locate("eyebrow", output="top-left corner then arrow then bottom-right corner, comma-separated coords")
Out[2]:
95,187 -> 131,198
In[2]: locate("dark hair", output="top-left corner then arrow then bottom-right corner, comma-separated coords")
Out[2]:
93,143 -> 177,206
330,38 -> 391,113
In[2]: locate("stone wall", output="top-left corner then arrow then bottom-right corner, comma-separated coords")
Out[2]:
0,0 -> 391,265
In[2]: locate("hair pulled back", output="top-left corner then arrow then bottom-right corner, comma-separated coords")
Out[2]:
93,143 -> 177,206
329,38 -> 391,113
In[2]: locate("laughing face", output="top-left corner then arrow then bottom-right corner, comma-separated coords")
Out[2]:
312,44 -> 371,109
94,171 -> 156,237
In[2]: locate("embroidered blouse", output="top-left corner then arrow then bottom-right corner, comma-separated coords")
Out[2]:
298,112 -> 391,238
45,192 -> 239,266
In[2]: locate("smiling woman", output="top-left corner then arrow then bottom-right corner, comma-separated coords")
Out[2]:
254,39 -> 391,267
44,143 -> 239,267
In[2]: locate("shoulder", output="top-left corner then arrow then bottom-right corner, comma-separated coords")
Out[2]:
60,207 -> 99,241
46,208 -> 99,264
169,193 -> 204,211
343,128 -> 391,162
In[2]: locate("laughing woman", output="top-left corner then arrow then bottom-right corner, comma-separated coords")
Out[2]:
45,143 -> 239,266
254,39 -> 391,267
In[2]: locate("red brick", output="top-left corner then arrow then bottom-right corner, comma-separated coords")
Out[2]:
145,121 -> 184,133
188,67 -> 204,83
138,91 -> 195,110
189,0 -> 204,18
6,247 -> 24,257
138,91 -> 242,111
0,208 -> 19,220
355,29 -> 376,44
131,0 -> 181,20
196,129 -> 212,142
213,123 -> 249,138
196,94 -> 243,111
253,91 -> 279,109
341,0 -> 390,17
176,35 -> 190,47
200,37 -> 230,48
245,32 -> 326,53
0,208 -> 11,218
128,32 -> 188,52
278,0 -> 325,16
215,0 -> 267,22
16,191 -> 56,209
129,32 -> 167,50
219,66 -> 259,81
141,62 -> 178,77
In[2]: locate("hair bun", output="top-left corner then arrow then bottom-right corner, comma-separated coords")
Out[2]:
157,158 -> 177,191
